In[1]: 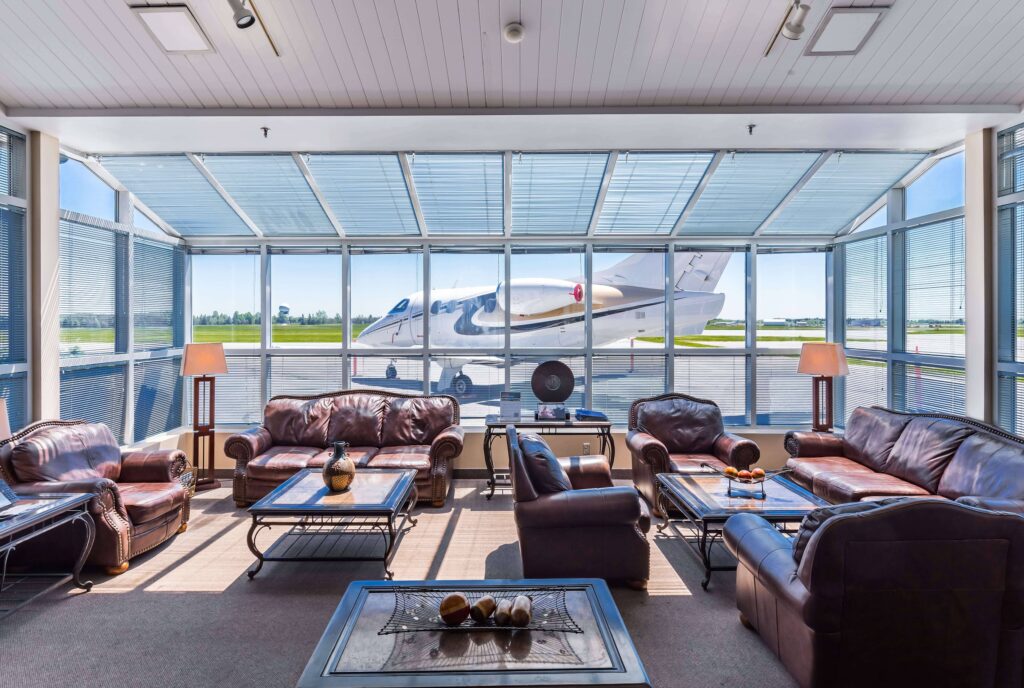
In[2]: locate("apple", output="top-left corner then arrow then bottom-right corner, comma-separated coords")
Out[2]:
751,468 -> 766,480
723,466 -> 739,478
737,470 -> 753,481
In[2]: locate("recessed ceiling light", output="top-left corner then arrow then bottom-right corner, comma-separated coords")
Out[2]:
805,6 -> 888,56
131,4 -> 213,54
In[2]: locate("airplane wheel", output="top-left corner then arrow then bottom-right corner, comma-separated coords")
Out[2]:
451,374 -> 473,396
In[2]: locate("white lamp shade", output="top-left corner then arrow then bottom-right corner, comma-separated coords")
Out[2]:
0,398 -> 10,442
797,342 -> 849,377
181,343 -> 228,377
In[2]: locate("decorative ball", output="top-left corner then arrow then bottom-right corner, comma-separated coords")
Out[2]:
470,595 -> 497,623
510,595 -> 532,627
439,592 -> 471,626
493,599 -> 513,626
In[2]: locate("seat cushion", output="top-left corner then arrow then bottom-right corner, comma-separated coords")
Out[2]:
380,396 -> 456,446
669,453 -> 726,473
11,422 -> 122,483
842,407 -> 914,472
813,470 -> 930,503
938,431 -> 1024,501
310,447 -> 379,469
887,417 -> 975,493
245,446 -> 322,482
519,434 -> 572,494
264,397 -> 332,448
118,482 -> 186,524
635,397 -> 724,454
327,394 -> 387,447
368,446 -> 432,479
787,456 -> 874,487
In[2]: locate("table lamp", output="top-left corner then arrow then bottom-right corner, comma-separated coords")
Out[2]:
182,343 -> 228,491
0,398 -> 11,443
797,342 -> 849,432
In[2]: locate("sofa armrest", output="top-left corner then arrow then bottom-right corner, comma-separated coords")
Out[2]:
121,448 -> 192,486
784,430 -> 845,458
723,513 -> 811,617
713,432 -> 759,469
625,430 -> 670,473
430,425 -> 465,461
515,486 -> 641,530
557,455 -> 613,490
224,427 -> 273,465
14,478 -> 128,519
956,496 -> 1024,516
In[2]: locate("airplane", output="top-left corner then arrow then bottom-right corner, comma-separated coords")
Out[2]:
355,251 -> 732,395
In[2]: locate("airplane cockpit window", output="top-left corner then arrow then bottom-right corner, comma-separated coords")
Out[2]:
387,299 -> 409,315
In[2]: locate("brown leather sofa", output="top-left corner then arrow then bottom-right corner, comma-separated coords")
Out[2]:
724,498 -> 1024,688
506,425 -> 650,588
0,420 -> 193,575
626,393 -> 760,515
226,390 -> 464,508
786,406 -> 1024,510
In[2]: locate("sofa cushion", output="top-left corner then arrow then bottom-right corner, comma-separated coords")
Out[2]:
938,431 -> 1024,500
327,394 -> 387,447
842,407 -> 913,472
264,397 -> 332,448
367,446 -> 432,479
813,470 -> 931,503
118,482 -> 186,524
518,434 -> 572,494
245,446 -> 322,482
887,417 -> 975,493
11,423 -> 122,483
311,446 -> 379,469
787,456 -> 874,487
669,453 -> 727,473
635,397 -> 724,454
380,396 -> 455,446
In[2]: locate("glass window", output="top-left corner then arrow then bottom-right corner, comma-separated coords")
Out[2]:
592,248 -> 666,348
133,205 -> 164,234
674,249 -> 745,349
270,252 -> 343,348
904,218 -> 965,357
411,153 -> 504,235
60,222 -> 124,357
430,355 -> 503,422
755,354 -> 810,425
0,373 -> 27,432
508,247 -> 586,348
428,249 -> 504,349
591,354 -> 665,425
133,357 -> 183,441
350,355 -> 423,394
351,249 -> 422,349
673,355 -> 748,424
269,355 -> 345,397
59,157 -> 117,221
905,152 -> 964,219
0,206 -> 26,364
892,362 -> 965,415
0,127 -> 26,198
509,355 -> 586,413
840,358 -> 888,427
997,373 -> 1024,435
854,205 -> 887,233
756,252 -> 826,349
134,238 -> 184,351
999,124 -> 1024,196
190,253 -> 261,348
844,237 -> 887,351
61,363 -> 128,442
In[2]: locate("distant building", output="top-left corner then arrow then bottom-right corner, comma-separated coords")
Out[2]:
278,304 -> 290,319
763,317 -> 787,327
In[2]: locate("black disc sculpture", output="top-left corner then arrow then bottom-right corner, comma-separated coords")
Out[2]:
531,360 -> 575,403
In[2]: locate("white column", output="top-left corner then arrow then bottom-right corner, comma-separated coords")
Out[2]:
964,129 -> 994,421
29,131 -> 61,420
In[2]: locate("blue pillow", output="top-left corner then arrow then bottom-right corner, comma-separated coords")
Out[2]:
519,434 -> 572,494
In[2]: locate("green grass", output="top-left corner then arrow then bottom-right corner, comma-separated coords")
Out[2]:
60,323 -> 373,347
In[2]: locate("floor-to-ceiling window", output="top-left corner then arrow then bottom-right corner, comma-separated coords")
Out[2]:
997,124 -> 1024,433
0,127 -> 28,432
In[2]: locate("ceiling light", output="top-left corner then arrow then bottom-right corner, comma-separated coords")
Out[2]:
227,0 -> 255,29
131,4 -> 213,54
503,22 -> 525,44
805,7 -> 888,56
781,3 -> 810,40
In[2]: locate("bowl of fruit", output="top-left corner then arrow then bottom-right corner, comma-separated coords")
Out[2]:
700,463 -> 790,500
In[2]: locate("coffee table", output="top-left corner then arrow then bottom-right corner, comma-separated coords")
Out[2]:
656,472 -> 829,590
297,578 -> 650,687
246,469 -> 417,580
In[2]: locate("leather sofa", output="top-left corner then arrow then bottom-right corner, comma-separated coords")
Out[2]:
506,425 -> 651,588
786,406 -> 1024,510
0,420 -> 193,575
626,393 -> 760,515
724,498 -> 1024,688
226,390 -> 464,508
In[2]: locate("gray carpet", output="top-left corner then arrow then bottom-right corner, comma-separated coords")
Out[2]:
0,481 -> 796,688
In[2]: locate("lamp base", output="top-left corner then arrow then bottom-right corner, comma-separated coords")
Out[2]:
811,375 -> 834,432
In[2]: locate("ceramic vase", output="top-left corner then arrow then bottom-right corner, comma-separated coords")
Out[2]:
322,441 -> 355,492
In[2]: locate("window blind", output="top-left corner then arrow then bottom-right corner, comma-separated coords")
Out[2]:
903,217 -> 965,357
60,221 -> 126,357
134,238 -> 185,351
755,355 -> 811,426
208,356 -> 262,425
998,124 -> 1024,196
269,355 -> 345,397
61,363 -> 128,443
349,356 -> 424,394
133,357 -> 183,442
410,153 -> 505,235
0,373 -> 27,433
306,154 -> 420,236
997,374 -> 1024,435
673,355 -> 749,425
892,362 -> 965,415
844,236 -> 887,352
0,206 -> 26,364
430,355 -> 504,422
510,153 -> 607,235
1,128 -> 26,198
839,358 -> 888,428
592,355 -> 666,425
596,153 -> 713,235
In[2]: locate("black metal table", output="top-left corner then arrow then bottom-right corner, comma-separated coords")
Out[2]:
246,469 -> 417,580
656,472 -> 828,591
482,415 -> 615,499
0,492 -> 95,620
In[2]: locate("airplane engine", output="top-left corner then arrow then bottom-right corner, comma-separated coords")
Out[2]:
496,278 -> 584,316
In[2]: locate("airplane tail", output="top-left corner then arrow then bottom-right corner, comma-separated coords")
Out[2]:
591,251 -> 733,293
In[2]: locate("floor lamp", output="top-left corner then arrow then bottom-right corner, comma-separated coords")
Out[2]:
798,342 -> 849,432
182,343 -> 228,491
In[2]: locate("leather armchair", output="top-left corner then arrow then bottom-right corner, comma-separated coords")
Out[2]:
724,498 -> 1024,688
0,420 -> 193,574
506,426 -> 650,588
627,393 -> 759,515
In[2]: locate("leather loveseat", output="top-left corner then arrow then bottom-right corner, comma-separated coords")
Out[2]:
786,406 -> 1024,510
0,420 -> 193,574
226,390 -> 464,508
724,498 -> 1024,688
506,425 -> 650,588
626,393 -> 760,515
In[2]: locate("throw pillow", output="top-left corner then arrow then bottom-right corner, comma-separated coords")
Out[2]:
791,497 -> 905,564
519,434 -> 572,494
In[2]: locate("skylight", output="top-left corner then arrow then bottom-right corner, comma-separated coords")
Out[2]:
306,154 -> 419,236
511,152 -> 607,235
410,153 -> 504,235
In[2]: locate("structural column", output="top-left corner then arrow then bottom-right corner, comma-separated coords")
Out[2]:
964,128 -> 994,422
28,131 -> 61,420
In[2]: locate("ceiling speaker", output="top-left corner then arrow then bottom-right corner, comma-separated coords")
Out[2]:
531,361 -> 574,403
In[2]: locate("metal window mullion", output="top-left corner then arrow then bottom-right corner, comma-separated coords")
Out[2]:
422,244 -> 430,394
260,245 -> 270,408
504,243 -> 511,392
889,229 -> 906,408
342,244 -> 351,390
123,228 -> 135,444
830,245 -> 845,422
182,251 -> 192,426
665,248 -> 674,392
747,246 -> 757,425
584,244 -> 593,408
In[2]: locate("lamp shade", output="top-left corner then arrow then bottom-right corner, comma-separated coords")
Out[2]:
0,398 -> 10,442
181,343 -> 228,377
797,342 -> 849,377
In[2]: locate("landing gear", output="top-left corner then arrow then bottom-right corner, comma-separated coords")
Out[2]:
451,374 -> 473,397
385,360 -> 398,380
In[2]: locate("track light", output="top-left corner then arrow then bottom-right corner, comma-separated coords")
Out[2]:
782,3 -> 811,40
228,0 -> 255,29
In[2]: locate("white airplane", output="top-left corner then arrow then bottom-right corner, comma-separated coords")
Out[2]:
355,252 -> 731,394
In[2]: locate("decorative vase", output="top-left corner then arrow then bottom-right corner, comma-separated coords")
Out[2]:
322,441 -> 355,492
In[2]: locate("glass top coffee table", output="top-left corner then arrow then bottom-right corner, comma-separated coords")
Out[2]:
246,469 -> 417,580
297,579 -> 650,687
656,472 -> 829,591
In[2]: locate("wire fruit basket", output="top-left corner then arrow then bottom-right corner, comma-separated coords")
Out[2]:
700,463 -> 791,500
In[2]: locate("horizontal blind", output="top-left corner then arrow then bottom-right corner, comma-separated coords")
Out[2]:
508,356 -> 586,412
596,153 -> 713,235
269,355 -> 345,397
134,238 -> 185,351
673,355 -> 749,425
996,205 -> 1018,362
410,153 -> 505,235
211,356 -> 262,425
592,355 -> 666,426
1017,206 -> 1024,362
60,363 -> 128,443
60,221 -> 123,357
892,362 -> 965,415
133,357 -> 183,442
997,374 -> 1024,435
0,206 -> 26,364
349,356 -> 423,394
998,124 -> 1024,196
306,154 -> 419,236
903,217 -> 965,357
0,127 -> 26,198
430,355 -> 504,422
0,373 -> 27,433
839,358 -> 888,428
755,355 -> 811,426
510,153 -> 607,235
844,236 -> 886,351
